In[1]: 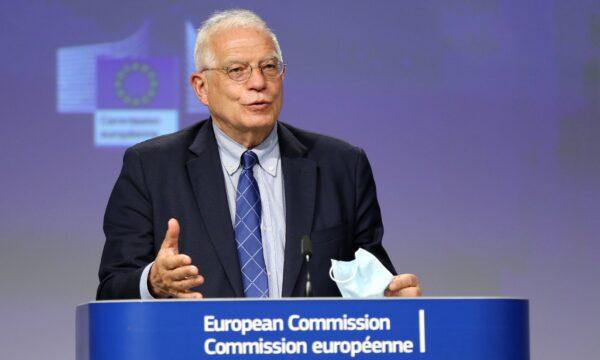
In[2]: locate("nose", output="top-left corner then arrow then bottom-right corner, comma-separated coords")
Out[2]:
245,66 -> 267,91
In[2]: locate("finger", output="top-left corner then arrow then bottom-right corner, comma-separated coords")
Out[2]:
384,286 -> 422,297
169,265 -> 199,281
162,254 -> 192,270
175,291 -> 203,299
171,275 -> 204,291
399,286 -> 422,297
161,218 -> 180,251
387,274 -> 419,292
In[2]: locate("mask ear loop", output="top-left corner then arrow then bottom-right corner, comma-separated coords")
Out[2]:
329,261 -> 358,284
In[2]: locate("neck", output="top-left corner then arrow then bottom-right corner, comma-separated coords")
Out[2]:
213,118 -> 274,149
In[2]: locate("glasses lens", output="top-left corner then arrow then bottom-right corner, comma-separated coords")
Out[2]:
227,64 -> 250,81
261,60 -> 283,78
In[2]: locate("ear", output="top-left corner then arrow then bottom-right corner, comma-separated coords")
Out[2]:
190,72 -> 210,106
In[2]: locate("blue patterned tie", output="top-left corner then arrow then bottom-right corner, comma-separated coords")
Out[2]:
235,150 -> 269,297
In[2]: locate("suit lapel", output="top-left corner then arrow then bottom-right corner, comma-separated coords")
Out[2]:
278,123 -> 317,297
186,121 -> 243,297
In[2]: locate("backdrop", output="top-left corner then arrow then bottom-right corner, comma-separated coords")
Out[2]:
0,0 -> 598,358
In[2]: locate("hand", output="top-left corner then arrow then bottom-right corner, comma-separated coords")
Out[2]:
148,219 -> 204,298
384,274 -> 421,297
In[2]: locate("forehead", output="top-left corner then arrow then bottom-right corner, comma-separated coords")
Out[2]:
209,27 -> 277,63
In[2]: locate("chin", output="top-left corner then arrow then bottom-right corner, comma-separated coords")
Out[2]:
240,114 -> 277,130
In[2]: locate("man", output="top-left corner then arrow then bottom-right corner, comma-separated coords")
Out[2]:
97,9 -> 421,299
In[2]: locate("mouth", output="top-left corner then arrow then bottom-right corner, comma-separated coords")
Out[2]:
244,100 -> 271,111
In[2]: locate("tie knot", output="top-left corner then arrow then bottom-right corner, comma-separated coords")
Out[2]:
241,150 -> 259,170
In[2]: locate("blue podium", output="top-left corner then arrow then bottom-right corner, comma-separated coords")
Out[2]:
76,297 -> 529,359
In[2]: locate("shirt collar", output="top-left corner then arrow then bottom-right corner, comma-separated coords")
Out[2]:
212,120 -> 280,177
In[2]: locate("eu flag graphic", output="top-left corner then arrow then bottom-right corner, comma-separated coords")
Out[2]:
94,57 -> 179,146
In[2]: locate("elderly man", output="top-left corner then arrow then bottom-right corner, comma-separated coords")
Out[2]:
97,9 -> 421,299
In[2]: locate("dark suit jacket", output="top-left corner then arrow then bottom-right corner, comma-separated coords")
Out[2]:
97,119 -> 396,299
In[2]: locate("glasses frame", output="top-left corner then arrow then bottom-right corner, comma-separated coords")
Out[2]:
200,59 -> 286,83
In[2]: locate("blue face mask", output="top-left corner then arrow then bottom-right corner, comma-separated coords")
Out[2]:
329,248 -> 394,298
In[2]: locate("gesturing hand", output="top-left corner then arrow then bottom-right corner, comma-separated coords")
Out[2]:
148,219 -> 204,298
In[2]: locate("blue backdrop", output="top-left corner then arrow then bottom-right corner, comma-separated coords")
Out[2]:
0,0 -> 598,358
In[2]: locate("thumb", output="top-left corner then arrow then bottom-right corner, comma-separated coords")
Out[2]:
161,218 -> 180,253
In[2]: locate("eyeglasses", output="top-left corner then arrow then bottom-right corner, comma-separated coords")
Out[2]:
201,59 -> 285,82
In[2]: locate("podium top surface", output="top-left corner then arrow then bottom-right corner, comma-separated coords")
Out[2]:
81,296 -> 527,306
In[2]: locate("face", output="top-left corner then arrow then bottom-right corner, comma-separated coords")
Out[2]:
191,27 -> 284,140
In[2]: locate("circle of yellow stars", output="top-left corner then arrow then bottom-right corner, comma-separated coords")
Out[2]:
114,62 -> 158,107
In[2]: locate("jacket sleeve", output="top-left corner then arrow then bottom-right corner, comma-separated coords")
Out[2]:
353,148 -> 397,275
97,147 -> 156,300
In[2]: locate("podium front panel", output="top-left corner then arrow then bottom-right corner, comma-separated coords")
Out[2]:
77,298 -> 529,359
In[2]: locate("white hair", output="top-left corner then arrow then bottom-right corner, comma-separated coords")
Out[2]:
194,9 -> 283,71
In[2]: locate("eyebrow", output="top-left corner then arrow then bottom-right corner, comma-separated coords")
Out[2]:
222,54 -> 279,66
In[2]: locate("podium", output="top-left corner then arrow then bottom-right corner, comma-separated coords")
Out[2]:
76,297 -> 529,359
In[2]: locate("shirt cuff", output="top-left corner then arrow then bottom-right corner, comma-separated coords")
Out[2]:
139,262 -> 156,300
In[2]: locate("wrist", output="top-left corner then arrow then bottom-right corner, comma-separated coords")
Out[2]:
148,265 -> 167,298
